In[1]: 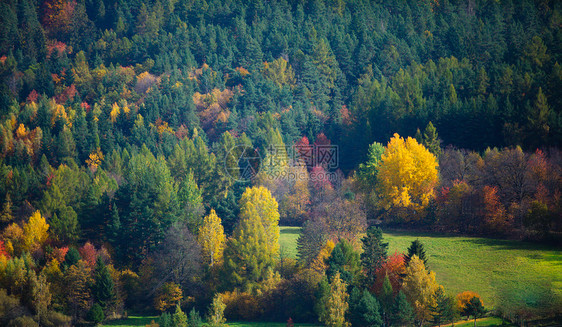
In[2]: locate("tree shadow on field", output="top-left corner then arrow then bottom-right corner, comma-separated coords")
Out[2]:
383,229 -> 462,239
458,237 -> 562,253
280,227 -> 302,235
458,238 -> 562,270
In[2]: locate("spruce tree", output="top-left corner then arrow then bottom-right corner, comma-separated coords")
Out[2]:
392,291 -> 414,326
159,312 -> 172,327
463,297 -> 486,327
422,122 -> 441,157
349,288 -> 383,327
326,239 -> 361,287
430,286 -> 455,327
404,240 -> 428,267
64,247 -> 81,268
0,193 -> 13,227
361,226 -> 388,287
188,308 -> 203,327
92,256 -> 115,310
379,274 -> 394,326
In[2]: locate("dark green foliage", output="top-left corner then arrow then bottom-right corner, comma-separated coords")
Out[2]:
314,277 -> 331,322
404,240 -> 428,267
109,203 -> 121,244
0,0 -> 562,323
188,308 -> 203,327
87,303 -> 104,324
64,247 -> 81,268
49,206 -> 80,243
422,122 -> 441,157
210,190 -> 239,236
430,287 -> 456,327
159,312 -> 172,327
326,239 -> 361,287
348,288 -> 383,327
392,291 -> 415,327
361,227 -> 388,287
92,257 -> 115,310
379,274 -> 394,326
112,147 -> 180,265
463,296 -> 486,326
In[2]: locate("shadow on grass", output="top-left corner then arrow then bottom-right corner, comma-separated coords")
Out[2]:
385,229 -> 562,254
457,237 -> 562,254
383,229 -> 467,239
280,227 -> 302,235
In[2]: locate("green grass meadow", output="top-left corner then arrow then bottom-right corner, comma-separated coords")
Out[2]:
383,230 -> 562,307
279,227 -> 562,308
279,226 -> 302,259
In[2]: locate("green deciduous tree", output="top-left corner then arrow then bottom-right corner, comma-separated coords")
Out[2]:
463,296 -> 486,327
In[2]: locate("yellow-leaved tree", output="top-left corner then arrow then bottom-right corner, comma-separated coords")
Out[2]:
23,211 -> 49,252
319,272 -> 350,327
311,240 -> 335,274
402,255 -> 441,325
223,186 -> 280,287
237,186 -> 280,256
198,209 -> 226,267
377,133 -> 439,219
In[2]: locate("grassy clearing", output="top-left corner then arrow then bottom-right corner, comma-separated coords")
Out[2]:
279,226 -> 301,259
278,227 -> 562,308
384,230 -> 562,307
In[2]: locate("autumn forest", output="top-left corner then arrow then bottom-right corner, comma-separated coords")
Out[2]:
0,0 -> 562,326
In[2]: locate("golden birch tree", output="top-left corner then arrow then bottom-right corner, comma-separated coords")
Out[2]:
198,209 -> 226,267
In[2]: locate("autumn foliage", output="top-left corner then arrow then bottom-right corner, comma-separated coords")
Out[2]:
377,133 -> 439,217
373,251 -> 406,295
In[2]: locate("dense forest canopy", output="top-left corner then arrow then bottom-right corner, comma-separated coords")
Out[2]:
1,0 -> 561,326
